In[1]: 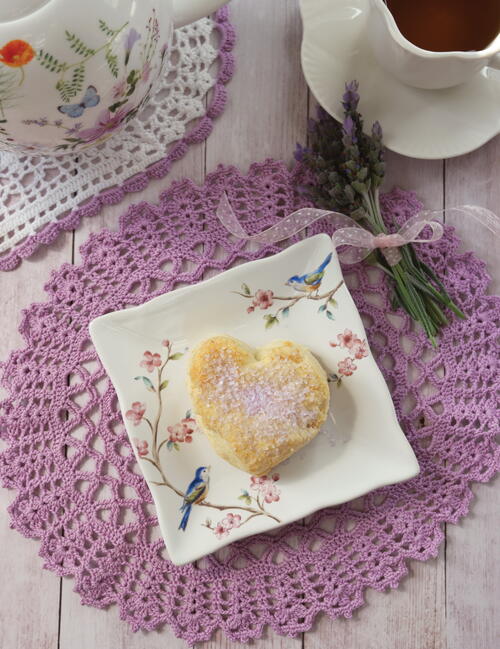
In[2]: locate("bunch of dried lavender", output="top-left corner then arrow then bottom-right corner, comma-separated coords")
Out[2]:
295,81 -> 465,345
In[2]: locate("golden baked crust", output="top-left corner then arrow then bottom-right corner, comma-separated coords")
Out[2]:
187,335 -> 330,475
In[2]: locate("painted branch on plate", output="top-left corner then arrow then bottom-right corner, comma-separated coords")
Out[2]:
125,340 -> 282,533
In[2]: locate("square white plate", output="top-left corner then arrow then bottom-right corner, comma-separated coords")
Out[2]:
90,234 -> 419,565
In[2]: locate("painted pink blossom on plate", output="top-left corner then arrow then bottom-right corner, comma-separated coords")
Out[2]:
212,513 -> 242,538
214,522 -> 228,539
125,401 -> 146,425
255,289 -> 274,309
223,512 -> 242,529
250,473 -> 281,503
246,288 -> 274,314
352,338 -> 369,359
329,329 -> 369,383
166,412 -> 197,450
333,328 -> 356,349
133,437 -> 149,457
140,350 -> 162,373
204,475 -> 281,538
337,357 -> 357,377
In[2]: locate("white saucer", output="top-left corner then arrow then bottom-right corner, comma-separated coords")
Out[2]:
300,0 -> 500,159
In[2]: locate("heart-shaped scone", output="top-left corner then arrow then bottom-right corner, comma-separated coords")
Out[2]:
187,335 -> 330,475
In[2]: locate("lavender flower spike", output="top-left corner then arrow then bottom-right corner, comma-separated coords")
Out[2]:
372,120 -> 383,140
342,80 -> 360,112
294,142 -> 310,162
342,114 -> 356,143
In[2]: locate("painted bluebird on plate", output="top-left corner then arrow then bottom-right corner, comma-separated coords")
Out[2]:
178,466 -> 210,531
286,252 -> 332,293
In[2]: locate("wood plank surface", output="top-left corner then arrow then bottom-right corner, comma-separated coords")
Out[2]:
0,237 -> 72,649
444,136 -> 500,649
0,1 -> 498,648
206,0 -> 308,171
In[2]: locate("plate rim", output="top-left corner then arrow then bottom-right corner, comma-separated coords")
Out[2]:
90,233 -> 333,333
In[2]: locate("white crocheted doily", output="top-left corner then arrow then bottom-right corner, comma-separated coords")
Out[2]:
0,14 -> 231,264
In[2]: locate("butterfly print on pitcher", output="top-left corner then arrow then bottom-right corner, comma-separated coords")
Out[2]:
57,85 -> 100,118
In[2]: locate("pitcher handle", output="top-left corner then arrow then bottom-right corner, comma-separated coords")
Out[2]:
172,0 -> 229,28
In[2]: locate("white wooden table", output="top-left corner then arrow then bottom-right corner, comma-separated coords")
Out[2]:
0,2 -> 498,647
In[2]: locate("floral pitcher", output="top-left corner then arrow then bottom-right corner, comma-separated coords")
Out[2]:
0,0 -> 229,154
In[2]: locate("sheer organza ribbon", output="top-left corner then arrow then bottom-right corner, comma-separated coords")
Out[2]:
216,193 -> 499,266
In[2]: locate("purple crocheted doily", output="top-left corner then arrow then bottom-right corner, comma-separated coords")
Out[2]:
0,160 -> 498,645
0,8 -> 235,272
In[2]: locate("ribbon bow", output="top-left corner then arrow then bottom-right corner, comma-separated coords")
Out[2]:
216,193 -> 447,266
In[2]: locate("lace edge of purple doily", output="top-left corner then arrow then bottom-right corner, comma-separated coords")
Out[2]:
0,7 -> 235,273
0,161 -> 498,646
